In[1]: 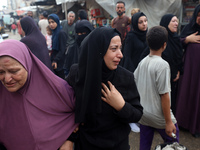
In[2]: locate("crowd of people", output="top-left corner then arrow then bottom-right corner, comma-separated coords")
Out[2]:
0,1 -> 200,150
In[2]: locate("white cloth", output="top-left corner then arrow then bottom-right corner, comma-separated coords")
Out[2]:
38,19 -> 49,36
134,55 -> 177,129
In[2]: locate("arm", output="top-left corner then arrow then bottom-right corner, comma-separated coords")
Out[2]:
161,93 -> 176,137
111,19 -> 114,28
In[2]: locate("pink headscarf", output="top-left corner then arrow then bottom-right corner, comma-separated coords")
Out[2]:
0,40 -> 78,150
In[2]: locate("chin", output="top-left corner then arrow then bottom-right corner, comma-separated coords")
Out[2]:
6,88 -> 18,92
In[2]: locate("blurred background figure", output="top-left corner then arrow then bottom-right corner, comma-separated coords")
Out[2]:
20,16 -> 52,70
61,11 -> 76,49
48,14 -> 67,79
45,25 -> 53,56
159,14 -> 183,115
121,12 -> 148,72
17,16 -> 24,39
11,23 -> 17,35
63,19 -> 94,76
77,9 -> 88,20
111,1 -> 131,44
39,11 -> 49,36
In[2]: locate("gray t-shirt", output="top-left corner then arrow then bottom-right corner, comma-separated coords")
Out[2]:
134,55 -> 177,129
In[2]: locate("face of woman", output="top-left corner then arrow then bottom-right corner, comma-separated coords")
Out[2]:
138,16 -> 148,31
104,36 -> 123,70
0,56 -> 28,92
168,16 -> 178,33
48,19 -> 57,30
196,12 -> 200,26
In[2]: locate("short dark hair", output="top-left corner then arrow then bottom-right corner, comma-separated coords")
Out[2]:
78,9 -> 87,20
146,26 -> 168,51
116,1 -> 125,6
42,11 -> 48,18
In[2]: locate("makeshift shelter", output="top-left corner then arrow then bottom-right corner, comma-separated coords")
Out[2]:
56,0 -> 182,28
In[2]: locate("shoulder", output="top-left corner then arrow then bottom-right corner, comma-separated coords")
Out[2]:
153,57 -> 170,72
115,66 -> 134,82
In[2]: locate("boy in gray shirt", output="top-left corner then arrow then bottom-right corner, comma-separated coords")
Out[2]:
134,26 -> 179,150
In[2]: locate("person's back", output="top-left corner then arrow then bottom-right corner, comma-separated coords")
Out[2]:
38,11 -> 49,36
135,55 -> 175,127
134,26 -> 179,150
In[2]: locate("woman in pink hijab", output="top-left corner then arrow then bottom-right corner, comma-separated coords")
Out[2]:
0,39 -> 78,150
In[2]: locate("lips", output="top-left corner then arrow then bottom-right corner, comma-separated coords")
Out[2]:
5,82 -> 15,88
114,61 -> 120,65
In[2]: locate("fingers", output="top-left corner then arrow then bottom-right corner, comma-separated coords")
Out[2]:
107,81 -> 114,90
101,88 -> 107,97
101,82 -> 109,92
73,127 -> 79,133
194,31 -> 198,35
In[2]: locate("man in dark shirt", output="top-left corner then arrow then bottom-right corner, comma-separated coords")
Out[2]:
111,1 -> 131,44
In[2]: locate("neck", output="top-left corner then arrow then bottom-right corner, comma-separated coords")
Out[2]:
118,14 -> 124,18
149,49 -> 163,57
68,22 -> 73,25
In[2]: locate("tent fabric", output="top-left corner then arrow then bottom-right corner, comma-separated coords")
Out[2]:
56,0 -> 181,28
95,0 -> 182,28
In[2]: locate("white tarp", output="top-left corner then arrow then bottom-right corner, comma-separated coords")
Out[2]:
95,0 -> 182,28
56,0 -> 85,5
55,0 -> 182,28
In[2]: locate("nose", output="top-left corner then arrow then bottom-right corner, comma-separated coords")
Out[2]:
4,73 -> 12,83
117,49 -> 123,59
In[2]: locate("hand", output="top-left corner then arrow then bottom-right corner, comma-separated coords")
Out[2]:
52,62 -> 57,69
165,121 -> 176,138
73,126 -> 79,133
185,31 -> 200,44
101,81 -> 125,111
173,71 -> 180,82
59,140 -> 73,150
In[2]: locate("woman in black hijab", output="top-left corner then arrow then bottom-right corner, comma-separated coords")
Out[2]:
160,14 -> 183,114
176,4 -> 200,137
65,27 -> 143,150
48,14 -> 67,79
121,12 -> 148,72
20,16 -> 52,70
63,19 -> 94,76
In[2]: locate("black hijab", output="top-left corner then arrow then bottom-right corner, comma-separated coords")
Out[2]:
63,20 -> 94,74
160,14 -> 183,79
20,16 -> 52,70
75,27 -> 120,123
75,19 -> 94,47
181,4 -> 200,38
132,12 -> 147,42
